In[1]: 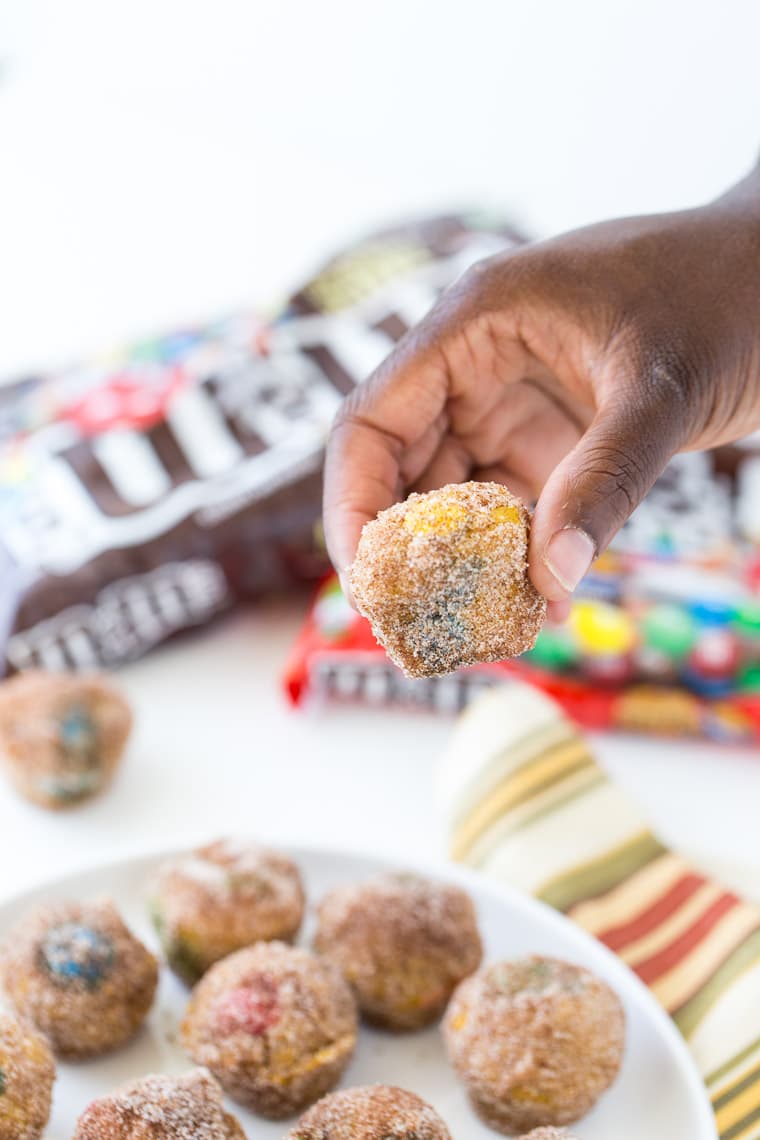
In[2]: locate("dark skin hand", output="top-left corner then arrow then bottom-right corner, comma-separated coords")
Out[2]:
324,164 -> 760,622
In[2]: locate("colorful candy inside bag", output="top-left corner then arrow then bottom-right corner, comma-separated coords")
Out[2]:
283,444 -> 760,745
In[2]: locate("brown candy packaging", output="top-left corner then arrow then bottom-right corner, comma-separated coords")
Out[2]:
0,215 -> 524,674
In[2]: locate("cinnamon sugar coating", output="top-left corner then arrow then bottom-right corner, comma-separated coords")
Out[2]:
181,941 -> 357,1119
287,1084 -> 452,1138
0,1012 -> 55,1140
443,956 -> 625,1133
519,1130 -> 578,1139
2,898 -> 158,1058
0,670 -> 132,809
149,839 -> 305,984
315,871 -> 482,1030
349,482 -> 546,678
73,1068 -> 245,1139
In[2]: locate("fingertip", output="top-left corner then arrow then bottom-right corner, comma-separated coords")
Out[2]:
338,568 -> 357,610
322,411 -> 405,589
323,510 -> 365,597
529,523 -> 596,602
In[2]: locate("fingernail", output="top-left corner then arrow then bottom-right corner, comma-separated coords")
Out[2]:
543,528 -> 595,594
338,569 -> 356,609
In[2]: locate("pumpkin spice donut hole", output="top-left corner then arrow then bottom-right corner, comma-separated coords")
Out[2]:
149,839 -> 305,985
181,941 -> 358,1119
0,670 -> 132,809
314,871 -> 483,1031
349,481 -> 546,677
443,956 -> 625,1134
0,1012 -> 55,1140
2,899 -> 158,1059
73,1068 -> 246,1139
286,1084 -> 453,1139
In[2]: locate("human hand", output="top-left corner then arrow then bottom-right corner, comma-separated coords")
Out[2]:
324,171 -> 760,621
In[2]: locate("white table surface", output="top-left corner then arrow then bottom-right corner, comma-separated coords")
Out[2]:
0,598 -> 758,908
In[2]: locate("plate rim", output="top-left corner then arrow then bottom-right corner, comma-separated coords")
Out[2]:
0,839 -> 717,1139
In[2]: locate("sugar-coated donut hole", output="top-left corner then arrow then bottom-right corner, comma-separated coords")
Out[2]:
72,1068 -> 245,1139
286,1084 -> 453,1138
1,899 -> 158,1059
443,955 -> 625,1134
0,671 -> 132,809
149,839 -> 305,985
181,942 -> 358,1119
0,1012 -> 55,1140
350,482 -> 546,677
314,871 -> 483,1030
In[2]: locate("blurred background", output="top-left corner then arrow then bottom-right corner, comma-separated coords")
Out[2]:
1,0 -> 759,895
1,0 -> 758,379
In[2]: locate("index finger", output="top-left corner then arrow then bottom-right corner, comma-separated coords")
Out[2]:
322,341 -> 450,580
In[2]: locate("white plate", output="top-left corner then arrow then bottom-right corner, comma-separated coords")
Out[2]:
0,845 -> 715,1139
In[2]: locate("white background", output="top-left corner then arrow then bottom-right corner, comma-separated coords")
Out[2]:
1,0 -> 759,376
0,1 -> 758,906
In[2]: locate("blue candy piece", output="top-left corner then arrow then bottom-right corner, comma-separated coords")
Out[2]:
58,705 -> 96,755
680,668 -> 735,699
688,597 -> 736,628
40,923 -> 114,989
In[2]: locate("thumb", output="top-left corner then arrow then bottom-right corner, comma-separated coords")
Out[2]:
529,392 -> 687,602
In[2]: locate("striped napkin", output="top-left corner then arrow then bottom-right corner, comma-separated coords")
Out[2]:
439,682 -> 760,1140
